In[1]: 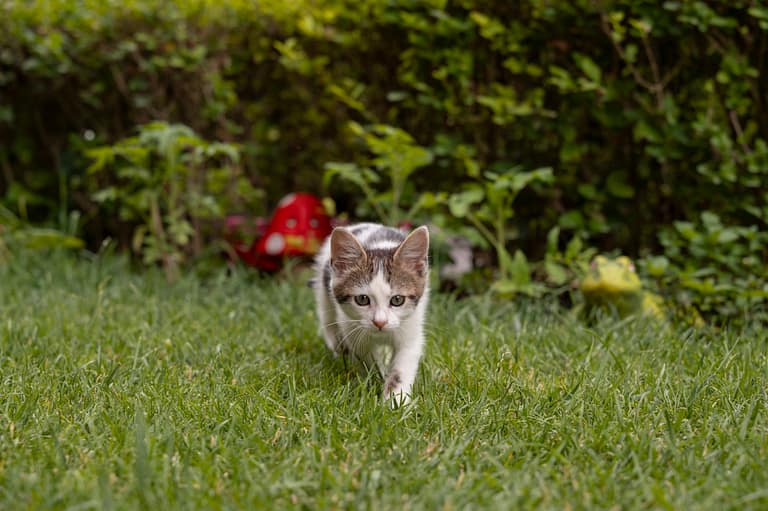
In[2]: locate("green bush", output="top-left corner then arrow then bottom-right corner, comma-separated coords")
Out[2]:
86,121 -> 260,279
1,0 -> 766,317
643,211 -> 768,324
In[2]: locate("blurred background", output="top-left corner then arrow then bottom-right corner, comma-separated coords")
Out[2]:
1,0 -> 766,322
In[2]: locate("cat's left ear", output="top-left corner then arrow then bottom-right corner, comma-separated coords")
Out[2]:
394,225 -> 429,273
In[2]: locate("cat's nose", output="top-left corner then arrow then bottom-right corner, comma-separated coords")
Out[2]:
373,318 -> 388,330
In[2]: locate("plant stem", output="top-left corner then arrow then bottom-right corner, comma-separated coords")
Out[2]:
149,195 -> 178,282
465,211 -> 510,279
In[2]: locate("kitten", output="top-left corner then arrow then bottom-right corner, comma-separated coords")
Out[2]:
313,223 -> 430,404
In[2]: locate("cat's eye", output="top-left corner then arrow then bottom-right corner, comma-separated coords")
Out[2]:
354,295 -> 370,306
390,295 -> 405,307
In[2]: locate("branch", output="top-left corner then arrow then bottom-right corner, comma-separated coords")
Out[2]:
728,110 -> 752,157
600,14 -> 656,92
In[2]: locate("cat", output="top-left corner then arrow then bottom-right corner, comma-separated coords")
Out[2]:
313,223 -> 430,404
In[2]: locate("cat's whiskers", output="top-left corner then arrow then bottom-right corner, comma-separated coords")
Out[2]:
339,323 -> 367,351
324,318 -> 365,329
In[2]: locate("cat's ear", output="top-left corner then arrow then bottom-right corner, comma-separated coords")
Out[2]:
394,225 -> 429,273
330,228 -> 366,273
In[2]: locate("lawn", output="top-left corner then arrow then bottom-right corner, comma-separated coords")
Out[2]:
1,253 -> 767,510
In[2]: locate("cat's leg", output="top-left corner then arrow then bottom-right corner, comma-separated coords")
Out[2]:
383,307 -> 428,405
383,338 -> 423,405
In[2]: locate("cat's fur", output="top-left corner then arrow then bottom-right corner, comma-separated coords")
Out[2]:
313,223 -> 429,404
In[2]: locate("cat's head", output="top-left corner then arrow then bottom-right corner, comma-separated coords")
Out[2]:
329,225 -> 429,332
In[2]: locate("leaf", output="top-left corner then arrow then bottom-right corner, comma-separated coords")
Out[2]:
0,205 -> 21,228
85,147 -> 116,174
509,167 -> 554,193
14,228 -> 83,250
546,226 -> 560,255
493,250 -> 542,297
328,83 -> 367,114
509,249 -> 530,287
564,235 -> 584,261
674,221 -> 698,241
205,142 -> 241,163
168,218 -> 193,246
606,171 -> 635,198
412,191 -> 446,211
92,187 -> 118,203
323,162 -> 379,189
559,210 -> 584,230
491,279 -> 520,295
573,52 -> 602,83
448,187 -> 484,218
117,166 -> 152,182
716,228 -> 740,244
545,260 -> 569,285
700,211 -> 721,231
645,256 -> 669,277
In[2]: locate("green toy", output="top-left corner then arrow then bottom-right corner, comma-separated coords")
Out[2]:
579,255 -> 665,320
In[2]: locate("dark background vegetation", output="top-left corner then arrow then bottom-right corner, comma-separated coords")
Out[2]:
1,0 -> 766,322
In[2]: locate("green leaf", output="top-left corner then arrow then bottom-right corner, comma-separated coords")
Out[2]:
546,226 -> 560,255
323,162 -> 379,190
510,167 -> 554,192
645,256 -> 669,277
545,260 -> 569,285
509,249 -> 530,287
716,228 -> 740,244
14,228 -> 83,250
564,235 -> 584,261
573,53 -> 602,83
700,211 -> 721,231
0,205 -> 21,228
85,147 -> 116,174
606,171 -> 634,198
92,187 -> 118,203
448,187 -> 484,218
674,221 -> 698,241
559,211 -> 584,230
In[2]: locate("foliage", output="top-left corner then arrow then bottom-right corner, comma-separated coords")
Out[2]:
0,205 -> 83,261
446,166 -> 554,296
642,211 -> 768,324
323,122 -> 434,225
1,0 -> 767,315
541,226 -> 598,290
3,0 -> 766,241
86,121 -> 261,279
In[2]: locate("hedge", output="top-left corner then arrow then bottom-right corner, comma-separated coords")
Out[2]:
1,0 -> 767,316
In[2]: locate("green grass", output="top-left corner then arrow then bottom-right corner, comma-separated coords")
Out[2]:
1,253 -> 767,510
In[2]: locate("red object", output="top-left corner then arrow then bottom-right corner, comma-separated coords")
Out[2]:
226,193 -> 332,271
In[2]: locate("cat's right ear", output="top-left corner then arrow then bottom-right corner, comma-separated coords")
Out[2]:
330,228 -> 366,273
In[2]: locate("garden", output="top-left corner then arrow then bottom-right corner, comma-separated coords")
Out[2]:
1,0 -> 767,508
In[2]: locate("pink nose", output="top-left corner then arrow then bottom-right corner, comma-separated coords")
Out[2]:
373,318 -> 388,330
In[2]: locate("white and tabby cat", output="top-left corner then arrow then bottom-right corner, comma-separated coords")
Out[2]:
313,223 -> 429,404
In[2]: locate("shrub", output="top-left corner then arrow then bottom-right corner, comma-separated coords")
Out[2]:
86,122 -> 260,279
1,0 -> 766,317
643,211 -> 768,324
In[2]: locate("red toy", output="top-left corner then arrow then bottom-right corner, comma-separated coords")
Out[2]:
225,193 -> 332,271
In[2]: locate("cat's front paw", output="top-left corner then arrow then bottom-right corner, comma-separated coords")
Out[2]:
384,371 -> 412,407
